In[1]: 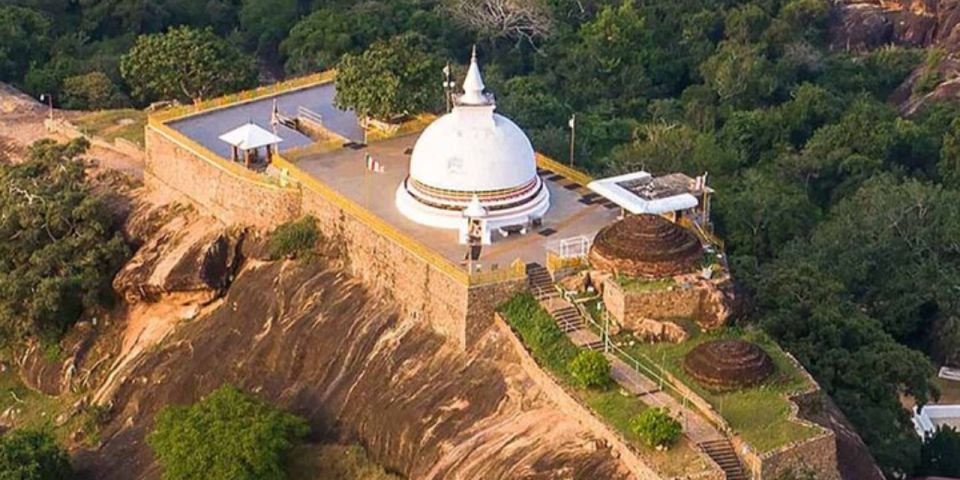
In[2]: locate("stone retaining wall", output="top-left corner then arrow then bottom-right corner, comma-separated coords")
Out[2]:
603,277 -> 735,334
145,126 -> 301,229
603,279 -> 702,327
146,124 -> 524,348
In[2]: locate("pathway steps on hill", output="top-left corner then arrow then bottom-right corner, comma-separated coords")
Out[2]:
526,263 -> 747,480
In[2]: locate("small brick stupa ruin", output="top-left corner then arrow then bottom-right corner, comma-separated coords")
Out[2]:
683,339 -> 775,391
589,214 -> 702,278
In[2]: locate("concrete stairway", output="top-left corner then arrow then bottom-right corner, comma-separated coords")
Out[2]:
699,439 -> 747,480
526,263 -> 558,301
551,305 -> 585,333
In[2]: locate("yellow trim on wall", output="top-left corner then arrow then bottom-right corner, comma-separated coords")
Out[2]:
149,70 -> 337,124
535,153 -> 593,186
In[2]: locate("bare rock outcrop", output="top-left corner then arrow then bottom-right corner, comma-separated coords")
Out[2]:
113,199 -> 243,304
74,260 -> 630,479
829,0 -> 960,112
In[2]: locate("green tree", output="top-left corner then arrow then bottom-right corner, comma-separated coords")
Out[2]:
610,123 -> 735,176
148,384 -> 309,480
938,117 -> 960,188
715,168 -> 819,260
120,26 -> 258,104
630,408 -> 682,448
567,350 -> 611,388
700,41 -> 778,109
0,429 -> 73,480
0,6 -> 52,83
918,426 -> 960,477
0,139 -> 129,344
61,71 -> 125,110
334,33 -> 441,122
239,0 -> 299,56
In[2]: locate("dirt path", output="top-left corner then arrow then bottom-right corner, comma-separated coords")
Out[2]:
0,83 -> 143,177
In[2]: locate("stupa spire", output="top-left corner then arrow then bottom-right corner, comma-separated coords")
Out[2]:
460,46 -> 489,105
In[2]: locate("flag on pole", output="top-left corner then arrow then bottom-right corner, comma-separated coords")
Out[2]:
365,153 -> 385,173
568,114 -> 576,129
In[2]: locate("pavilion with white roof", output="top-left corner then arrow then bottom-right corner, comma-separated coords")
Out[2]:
219,121 -> 283,168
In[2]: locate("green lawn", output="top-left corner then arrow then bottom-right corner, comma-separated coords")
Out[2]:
611,325 -> 822,453
74,109 -> 147,146
498,293 -> 711,477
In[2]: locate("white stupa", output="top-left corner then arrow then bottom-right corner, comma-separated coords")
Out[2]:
395,49 -> 550,238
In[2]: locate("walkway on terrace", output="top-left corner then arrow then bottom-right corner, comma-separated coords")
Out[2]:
527,263 -> 746,480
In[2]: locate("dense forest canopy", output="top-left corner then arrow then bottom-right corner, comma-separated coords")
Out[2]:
3,0 -> 960,476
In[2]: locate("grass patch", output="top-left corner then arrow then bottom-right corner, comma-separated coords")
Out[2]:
74,109 -> 147,146
933,376 -> 960,404
613,327 -> 820,453
616,276 -> 676,293
498,293 -> 710,477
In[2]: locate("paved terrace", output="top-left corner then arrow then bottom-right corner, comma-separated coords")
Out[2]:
293,135 -> 622,270
167,83 -> 364,160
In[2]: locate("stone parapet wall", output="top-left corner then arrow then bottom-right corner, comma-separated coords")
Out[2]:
46,118 -> 146,162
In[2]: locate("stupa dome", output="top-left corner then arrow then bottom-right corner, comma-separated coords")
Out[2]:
409,113 -> 537,192
683,339 -> 775,391
589,214 -> 702,278
395,49 -> 549,231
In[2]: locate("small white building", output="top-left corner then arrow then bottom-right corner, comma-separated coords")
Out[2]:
914,405 -> 960,438
395,49 -> 550,243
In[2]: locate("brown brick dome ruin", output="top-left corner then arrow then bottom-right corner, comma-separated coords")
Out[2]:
683,339 -> 775,391
589,214 -> 703,278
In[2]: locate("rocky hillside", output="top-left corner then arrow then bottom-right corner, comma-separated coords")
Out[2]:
831,0 -> 960,112
16,189 -> 629,479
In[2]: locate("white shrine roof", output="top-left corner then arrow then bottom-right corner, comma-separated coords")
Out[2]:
587,171 -> 709,215
218,122 -> 283,150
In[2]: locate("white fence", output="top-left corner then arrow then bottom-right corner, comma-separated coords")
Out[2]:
546,235 -> 592,259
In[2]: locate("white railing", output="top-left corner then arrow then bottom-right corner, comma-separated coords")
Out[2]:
297,106 -> 324,127
547,235 -> 592,259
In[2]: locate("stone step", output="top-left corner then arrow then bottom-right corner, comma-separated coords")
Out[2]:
583,341 -> 605,351
697,439 -> 746,480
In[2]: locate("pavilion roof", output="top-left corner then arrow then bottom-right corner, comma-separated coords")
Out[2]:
218,122 -> 283,150
587,171 -> 711,215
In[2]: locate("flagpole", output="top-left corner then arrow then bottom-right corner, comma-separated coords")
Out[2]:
364,154 -> 370,208
569,114 -> 576,167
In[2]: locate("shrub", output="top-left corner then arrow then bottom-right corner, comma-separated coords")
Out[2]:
148,384 -> 309,480
268,216 -> 320,260
0,429 -> 74,479
498,293 -> 579,377
568,350 -> 611,388
631,408 -> 682,449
